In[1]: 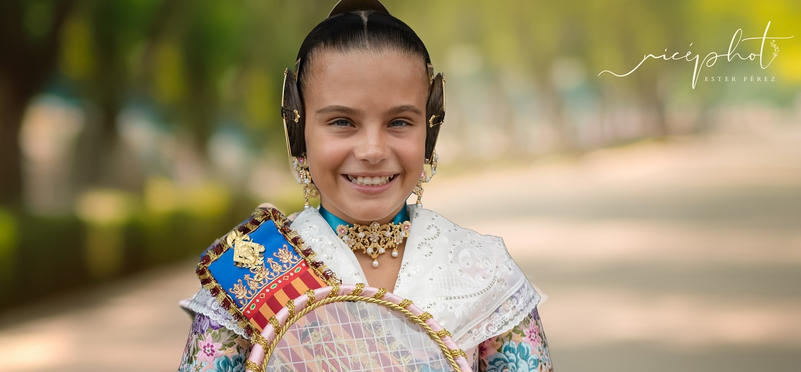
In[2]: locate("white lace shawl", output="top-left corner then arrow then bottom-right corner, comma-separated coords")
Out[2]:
293,205 -> 540,351
183,205 -> 540,350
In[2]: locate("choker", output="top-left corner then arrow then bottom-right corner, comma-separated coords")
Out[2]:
319,205 -> 411,268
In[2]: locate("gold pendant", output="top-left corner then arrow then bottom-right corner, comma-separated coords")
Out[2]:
336,221 -> 411,268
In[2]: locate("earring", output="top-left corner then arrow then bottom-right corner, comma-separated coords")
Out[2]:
414,151 -> 439,206
413,173 -> 425,205
423,151 -> 438,183
293,156 -> 313,208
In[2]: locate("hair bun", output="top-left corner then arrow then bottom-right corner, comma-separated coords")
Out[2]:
328,0 -> 390,17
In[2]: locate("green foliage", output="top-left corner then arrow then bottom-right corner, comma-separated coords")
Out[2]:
0,191 -> 257,310
21,0 -> 56,44
0,209 -> 18,297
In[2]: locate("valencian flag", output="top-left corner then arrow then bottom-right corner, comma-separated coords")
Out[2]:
196,207 -> 337,338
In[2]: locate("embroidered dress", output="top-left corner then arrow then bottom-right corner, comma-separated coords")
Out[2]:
178,205 -> 553,371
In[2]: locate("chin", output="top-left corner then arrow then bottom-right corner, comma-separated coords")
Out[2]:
343,199 -> 406,224
353,205 -> 398,222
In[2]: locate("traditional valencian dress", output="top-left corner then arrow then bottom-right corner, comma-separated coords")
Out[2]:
178,204 -> 553,371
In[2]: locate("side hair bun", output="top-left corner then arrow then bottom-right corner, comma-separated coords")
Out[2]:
425,72 -> 445,161
281,68 -> 305,157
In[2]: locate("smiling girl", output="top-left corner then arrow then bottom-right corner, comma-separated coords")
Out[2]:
178,1 -> 553,371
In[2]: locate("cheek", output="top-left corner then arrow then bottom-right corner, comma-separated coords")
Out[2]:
304,127 -> 342,182
400,133 -> 427,177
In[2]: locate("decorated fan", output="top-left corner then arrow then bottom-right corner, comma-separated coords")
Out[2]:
196,207 -> 470,371
245,284 -> 472,372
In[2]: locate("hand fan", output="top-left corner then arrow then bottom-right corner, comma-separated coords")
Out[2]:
245,284 -> 472,372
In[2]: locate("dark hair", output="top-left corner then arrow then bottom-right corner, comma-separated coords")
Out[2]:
282,8 -> 445,161
296,11 -> 431,94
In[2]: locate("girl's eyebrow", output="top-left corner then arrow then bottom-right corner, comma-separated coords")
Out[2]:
316,105 -> 360,115
316,104 -> 422,116
386,105 -> 422,116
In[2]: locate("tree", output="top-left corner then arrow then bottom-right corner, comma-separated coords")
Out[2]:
63,0 -> 165,192
0,0 -> 76,206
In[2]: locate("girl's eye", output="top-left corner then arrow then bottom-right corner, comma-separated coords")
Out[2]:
331,119 -> 352,127
389,120 -> 410,127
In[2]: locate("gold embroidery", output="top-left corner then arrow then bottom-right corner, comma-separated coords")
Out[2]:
268,316 -> 280,331
306,289 -> 316,307
245,360 -> 264,372
228,244 -> 301,306
418,312 -> 432,321
275,245 -> 295,263
286,299 -> 296,318
228,230 -> 265,269
437,329 -> 451,338
351,283 -> 365,296
398,299 -> 412,308
372,287 -> 387,299
328,282 -> 341,298
253,333 -> 270,349
450,348 -> 467,358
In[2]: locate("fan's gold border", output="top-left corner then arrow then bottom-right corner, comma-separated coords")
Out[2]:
253,291 -> 467,372
196,206 -> 340,338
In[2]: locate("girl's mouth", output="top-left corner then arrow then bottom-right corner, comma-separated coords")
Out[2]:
346,175 -> 395,186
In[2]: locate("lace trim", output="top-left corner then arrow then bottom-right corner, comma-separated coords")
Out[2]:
454,279 -> 540,350
180,287 -> 248,338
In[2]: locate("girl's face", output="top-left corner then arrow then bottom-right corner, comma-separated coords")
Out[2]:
303,49 -> 428,225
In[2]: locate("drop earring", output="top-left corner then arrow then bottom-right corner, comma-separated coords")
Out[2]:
293,156 -> 314,208
414,151 -> 438,206
413,173 -> 425,205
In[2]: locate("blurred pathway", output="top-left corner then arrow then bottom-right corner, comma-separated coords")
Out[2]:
426,134 -> 801,372
0,260 -> 198,371
1,133 -> 800,371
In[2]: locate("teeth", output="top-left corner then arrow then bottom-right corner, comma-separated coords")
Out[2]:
347,175 -> 392,186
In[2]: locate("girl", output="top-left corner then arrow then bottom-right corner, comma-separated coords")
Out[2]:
179,1 -> 553,371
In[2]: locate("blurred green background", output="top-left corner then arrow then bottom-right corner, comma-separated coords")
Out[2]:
0,0 -> 800,371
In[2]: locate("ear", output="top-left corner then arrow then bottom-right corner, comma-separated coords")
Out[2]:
425,72 -> 445,161
282,66 -> 305,157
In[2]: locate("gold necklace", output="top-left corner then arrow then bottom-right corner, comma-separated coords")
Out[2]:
336,221 -> 411,268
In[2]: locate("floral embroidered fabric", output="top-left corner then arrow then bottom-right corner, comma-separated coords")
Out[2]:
478,307 -> 554,372
177,313 -> 250,371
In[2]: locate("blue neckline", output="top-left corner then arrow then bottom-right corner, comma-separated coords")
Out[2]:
318,204 -> 410,231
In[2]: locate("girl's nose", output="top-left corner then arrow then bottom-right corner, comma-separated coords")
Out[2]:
353,125 -> 389,164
